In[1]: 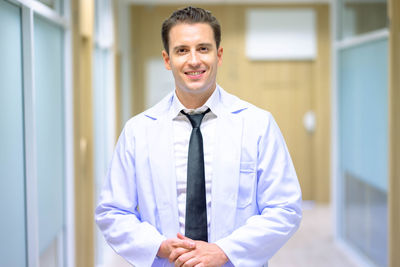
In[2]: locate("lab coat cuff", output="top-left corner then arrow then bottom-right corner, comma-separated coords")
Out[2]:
152,235 -> 167,260
126,230 -> 167,267
154,235 -> 168,260
214,239 -> 235,266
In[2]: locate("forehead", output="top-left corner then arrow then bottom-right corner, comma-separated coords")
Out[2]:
169,23 -> 215,46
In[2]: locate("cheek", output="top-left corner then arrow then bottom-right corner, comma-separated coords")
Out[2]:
171,68 -> 184,81
207,56 -> 220,67
170,59 -> 185,71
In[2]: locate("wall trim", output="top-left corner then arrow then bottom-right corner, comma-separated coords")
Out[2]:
63,0 -> 75,266
335,28 -> 389,50
22,5 -> 39,267
9,0 -> 68,27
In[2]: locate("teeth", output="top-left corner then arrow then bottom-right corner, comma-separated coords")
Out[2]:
187,71 -> 203,75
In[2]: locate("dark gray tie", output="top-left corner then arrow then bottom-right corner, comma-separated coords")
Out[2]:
182,108 -> 210,242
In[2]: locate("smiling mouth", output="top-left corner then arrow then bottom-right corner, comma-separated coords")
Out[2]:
185,70 -> 206,76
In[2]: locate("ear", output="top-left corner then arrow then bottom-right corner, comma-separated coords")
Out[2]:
162,50 -> 171,70
217,47 -> 223,66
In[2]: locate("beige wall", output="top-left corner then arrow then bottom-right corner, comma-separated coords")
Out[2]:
130,4 -> 331,202
72,0 -> 95,266
114,0 -> 123,136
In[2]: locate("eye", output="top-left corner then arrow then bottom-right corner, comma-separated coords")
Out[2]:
199,47 -> 209,53
177,48 -> 188,55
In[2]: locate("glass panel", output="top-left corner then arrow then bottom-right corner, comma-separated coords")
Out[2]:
34,15 -> 65,267
93,46 -> 117,266
339,38 -> 388,266
339,0 -> 387,40
0,0 -> 27,266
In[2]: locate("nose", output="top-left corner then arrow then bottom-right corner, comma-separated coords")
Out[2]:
188,50 -> 200,67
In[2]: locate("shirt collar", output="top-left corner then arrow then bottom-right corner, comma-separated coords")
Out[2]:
171,86 -> 220,118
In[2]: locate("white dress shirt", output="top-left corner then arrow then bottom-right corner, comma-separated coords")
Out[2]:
171,88 -> 219,238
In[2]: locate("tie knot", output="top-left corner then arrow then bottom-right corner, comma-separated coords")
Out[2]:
182,108 -> 210,129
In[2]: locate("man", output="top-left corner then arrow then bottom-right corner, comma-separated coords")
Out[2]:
96,6 -> 302,267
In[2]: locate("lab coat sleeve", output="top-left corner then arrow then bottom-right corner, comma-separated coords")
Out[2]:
95,125 -> 166,267
215,113 -> 302,266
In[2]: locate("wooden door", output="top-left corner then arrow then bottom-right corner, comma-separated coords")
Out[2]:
235,61 -> 314,200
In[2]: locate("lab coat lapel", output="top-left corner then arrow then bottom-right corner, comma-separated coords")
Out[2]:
146,105 -> 180,238
211,108 -> 243,242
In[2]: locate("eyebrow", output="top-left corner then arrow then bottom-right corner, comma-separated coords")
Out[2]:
197,43 -> 213,47
172,45 -> 188,52
172,43 -> 214,52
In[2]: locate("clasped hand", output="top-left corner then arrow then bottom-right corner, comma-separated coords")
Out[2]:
157,233 -> 228,267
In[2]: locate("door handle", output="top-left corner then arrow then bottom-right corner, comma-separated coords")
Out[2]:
303,110 -> 316,134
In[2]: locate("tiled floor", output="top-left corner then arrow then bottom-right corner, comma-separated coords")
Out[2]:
269,203 -> 358,267
102,244 -> 131,267
103,204 -> 358,267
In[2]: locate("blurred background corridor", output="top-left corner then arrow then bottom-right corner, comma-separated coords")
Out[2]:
1,0 -> 399,266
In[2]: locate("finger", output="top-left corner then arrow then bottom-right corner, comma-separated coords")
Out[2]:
175,258 -> 183,267
177,233 -> 196,248
177,233 -> 194,241
182,257 -> 201,267
176,233 -> 194,242
175,251 -> 195,267
177,232 -> 186,239
174,235 -> 195,249
169,247 -> 189,263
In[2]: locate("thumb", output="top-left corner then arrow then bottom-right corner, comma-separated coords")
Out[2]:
177,233 -> 195,248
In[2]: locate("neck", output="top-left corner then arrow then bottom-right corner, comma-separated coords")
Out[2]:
176,86 -> 216,109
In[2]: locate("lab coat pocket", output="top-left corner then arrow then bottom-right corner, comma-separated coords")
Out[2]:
238,161 -> 256,208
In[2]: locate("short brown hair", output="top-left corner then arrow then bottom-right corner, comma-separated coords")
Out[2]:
161,6 -> 221,54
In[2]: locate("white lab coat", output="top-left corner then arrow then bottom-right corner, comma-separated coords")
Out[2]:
95,86 -> 302,267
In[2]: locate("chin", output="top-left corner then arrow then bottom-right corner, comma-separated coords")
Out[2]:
181,84 -> 205,93
187,87 -> 210,95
